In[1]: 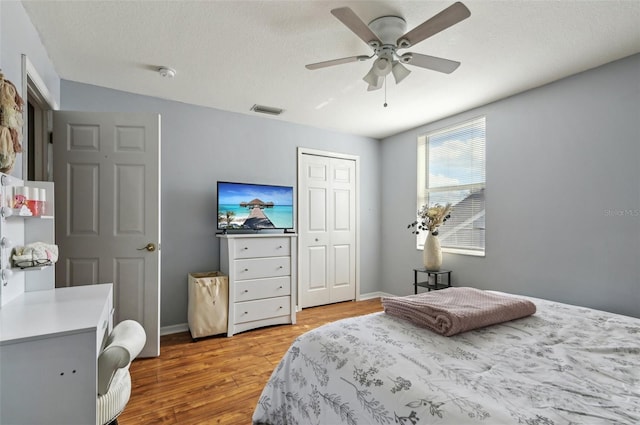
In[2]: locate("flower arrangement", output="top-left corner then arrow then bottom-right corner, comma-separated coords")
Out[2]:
408,203 -> 452,236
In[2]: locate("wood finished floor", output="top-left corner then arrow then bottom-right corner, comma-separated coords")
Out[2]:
119,298 -> 383,425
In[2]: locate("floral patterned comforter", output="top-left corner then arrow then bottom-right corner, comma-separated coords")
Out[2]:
253,296 -> 640,424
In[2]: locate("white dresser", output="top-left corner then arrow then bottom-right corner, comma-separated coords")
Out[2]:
0,283 -> 113,425
218,234 -> 297,336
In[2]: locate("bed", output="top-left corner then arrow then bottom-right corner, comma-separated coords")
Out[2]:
252,293 -> 640,424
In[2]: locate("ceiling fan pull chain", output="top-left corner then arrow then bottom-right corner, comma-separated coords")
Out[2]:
384,75 -> 388,108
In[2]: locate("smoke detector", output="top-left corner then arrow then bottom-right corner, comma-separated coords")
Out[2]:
158,67 -> 176,78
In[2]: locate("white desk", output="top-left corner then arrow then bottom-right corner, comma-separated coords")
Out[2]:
0,284 -> 113,425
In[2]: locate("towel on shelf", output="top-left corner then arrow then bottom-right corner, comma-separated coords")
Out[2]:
12,242 -> 59,268
382,287 -> 536,336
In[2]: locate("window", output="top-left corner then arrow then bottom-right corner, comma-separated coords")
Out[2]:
417,117 -> 486,255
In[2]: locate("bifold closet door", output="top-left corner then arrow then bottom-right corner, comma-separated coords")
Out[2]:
299,153 -> 356,308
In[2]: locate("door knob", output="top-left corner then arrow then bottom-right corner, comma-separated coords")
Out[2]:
137,243 -> 156,252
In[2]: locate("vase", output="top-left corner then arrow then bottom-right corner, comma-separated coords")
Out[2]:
423,233 -> 442,271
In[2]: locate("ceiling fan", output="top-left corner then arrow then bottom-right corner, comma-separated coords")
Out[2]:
306,2 -> 471,91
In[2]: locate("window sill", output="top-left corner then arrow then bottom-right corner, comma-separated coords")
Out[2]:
418,245 -> 485,257
443,247 -> 485,257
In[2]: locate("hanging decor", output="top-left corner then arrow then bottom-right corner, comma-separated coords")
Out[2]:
0,71 -> 24,174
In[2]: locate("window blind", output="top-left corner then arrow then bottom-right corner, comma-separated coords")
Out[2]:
417,117 -> 486,254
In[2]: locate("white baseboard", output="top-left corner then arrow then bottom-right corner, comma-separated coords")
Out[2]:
358,291 -> 394,300
160,323 -> 189,336
160,292 -> 393,336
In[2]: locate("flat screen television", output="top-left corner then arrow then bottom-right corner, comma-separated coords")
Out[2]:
217,181 -> 294,231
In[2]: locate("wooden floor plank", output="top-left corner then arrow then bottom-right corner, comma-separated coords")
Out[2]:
119,298 -> 382,424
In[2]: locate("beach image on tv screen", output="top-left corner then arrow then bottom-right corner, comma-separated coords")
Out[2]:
218,183 -> 293,230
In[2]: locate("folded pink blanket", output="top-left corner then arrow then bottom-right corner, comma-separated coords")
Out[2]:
382,287 -> 536,336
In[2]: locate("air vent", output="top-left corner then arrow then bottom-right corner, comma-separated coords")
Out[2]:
250,104 -> 284,116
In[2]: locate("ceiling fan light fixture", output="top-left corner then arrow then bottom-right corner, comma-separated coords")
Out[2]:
391,61 -> 411,84
372,57 -> 392,76
366,74 -> 384,91
363,67 -> 381,87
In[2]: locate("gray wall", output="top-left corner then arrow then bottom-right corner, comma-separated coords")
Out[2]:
381,54 -> 640,318
60,81 -> 382,327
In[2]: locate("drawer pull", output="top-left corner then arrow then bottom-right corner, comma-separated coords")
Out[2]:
278,306 -> 283,309
278,245 -> 283,249
278,286 -> 283,289
243,289 -> 249,293
278,266 -> 283,269
244,268 -> 249,272
243,247 -> 249,250
244,311 -> 248,315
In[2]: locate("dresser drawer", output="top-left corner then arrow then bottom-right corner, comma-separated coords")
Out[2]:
234,257 -> 290,280
234,296 -> 291,324
235,276 -> 290,302
234,237 -> 290,259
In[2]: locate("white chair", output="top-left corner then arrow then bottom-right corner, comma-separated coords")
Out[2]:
97,320 -> 146,425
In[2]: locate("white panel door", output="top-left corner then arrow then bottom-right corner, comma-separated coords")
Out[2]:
329,159 -> 356,302
53,111 -> 161,357
299,151 -> 357,308
299,154 -> 330,307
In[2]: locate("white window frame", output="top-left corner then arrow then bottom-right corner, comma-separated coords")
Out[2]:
417,117 -> 486,257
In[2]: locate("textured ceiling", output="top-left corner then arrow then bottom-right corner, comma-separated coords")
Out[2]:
21,0 -> 640,139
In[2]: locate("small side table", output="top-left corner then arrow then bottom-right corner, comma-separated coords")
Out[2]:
414,268 -> 452,294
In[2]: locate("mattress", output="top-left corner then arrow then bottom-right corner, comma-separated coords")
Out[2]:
253,295 -> 640,424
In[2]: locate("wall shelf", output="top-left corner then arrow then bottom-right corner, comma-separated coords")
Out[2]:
14,263 -> 53,271
0,173 -> 56,304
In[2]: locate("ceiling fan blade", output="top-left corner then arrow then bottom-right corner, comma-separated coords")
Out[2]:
405,53 -> 460,74
306,55 -> 370,70
397,2 -> 471,48
331,7 -> 382,47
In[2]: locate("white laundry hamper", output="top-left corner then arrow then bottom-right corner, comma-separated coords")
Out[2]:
187,271 -> 229,339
